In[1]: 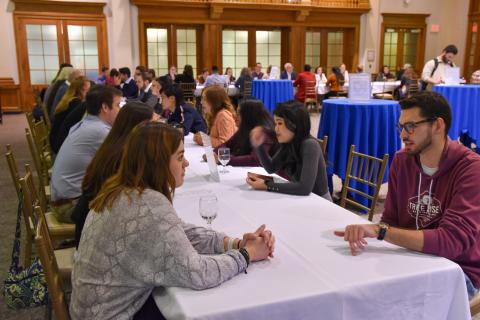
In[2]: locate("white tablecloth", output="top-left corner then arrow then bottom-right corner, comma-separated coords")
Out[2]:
153,135 -> 470,320
195,85 -> 239,97
318,81 -> 400,95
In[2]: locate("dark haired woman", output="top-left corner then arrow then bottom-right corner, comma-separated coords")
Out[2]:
71,122 -> 275,319
161,83 -> 207,135
71,102 -> 158,247
324,66 -> 344,99
176,64 -> 195,83
214,99 -> 277,166
247,100 -> 331,200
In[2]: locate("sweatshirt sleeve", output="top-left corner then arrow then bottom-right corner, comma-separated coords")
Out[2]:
422,162 -> 480,260
255,144 -> 283,174
127,194 -> 246,290
264,140 -> 319,196
381,154 -> 400,226
182,222 -> 226,254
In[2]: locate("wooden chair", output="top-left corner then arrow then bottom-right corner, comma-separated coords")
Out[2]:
5,144 -> 21,198
180,82 -> 196,103
243,80 -> 252,98
40,103 -> 52,132
304,80 -> 318,112
316,135 -> 328,157
31,119 -> 53,168
407,80 -> 419,97
34,206 -> 71,320
471,294 -> 480,316
18,171 -> 37,268
340,145 -> 389,221
21,165 -> 75,241
25,128 -> 51,203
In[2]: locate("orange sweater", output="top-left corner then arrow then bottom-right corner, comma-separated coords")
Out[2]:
326,74 -> 340,92
210,109 -> 237,148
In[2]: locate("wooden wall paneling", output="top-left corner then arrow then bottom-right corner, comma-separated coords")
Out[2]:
248,28 -> 256,68
13,0 -> 105,15
169,25 -> 177,69
288,26 -> 306,73
0,78 -> 22,113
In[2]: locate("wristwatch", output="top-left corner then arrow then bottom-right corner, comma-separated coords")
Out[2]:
377,222 -> 389,240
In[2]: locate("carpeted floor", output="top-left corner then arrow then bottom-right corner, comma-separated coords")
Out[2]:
0,113 -> 476,319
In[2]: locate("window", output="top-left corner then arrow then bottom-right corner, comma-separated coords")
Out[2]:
26,24 -> 59,84
68,25 -> 99,81
256,31 -> 281,69
176,29 -> 197,76
305,31 -> 321,68
326,31 -> 344,72
222,30 -> 248,78
383,29 -> 398,73
147,28 -> 169,77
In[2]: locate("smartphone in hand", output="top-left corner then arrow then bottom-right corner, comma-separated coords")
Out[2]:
247,172 -> 274,181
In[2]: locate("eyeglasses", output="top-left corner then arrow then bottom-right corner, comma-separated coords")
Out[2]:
396,118 -> 437,134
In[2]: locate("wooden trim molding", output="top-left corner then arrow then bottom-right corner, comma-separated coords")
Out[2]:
0,78 -> 22,113
12,0 -> 106,15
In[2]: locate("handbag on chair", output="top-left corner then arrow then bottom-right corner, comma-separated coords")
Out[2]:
3,195 -> 48,309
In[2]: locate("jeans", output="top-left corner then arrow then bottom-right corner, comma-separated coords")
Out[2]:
465,273 -> 479,300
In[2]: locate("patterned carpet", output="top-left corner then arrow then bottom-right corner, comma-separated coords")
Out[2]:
0,113 -> 476,319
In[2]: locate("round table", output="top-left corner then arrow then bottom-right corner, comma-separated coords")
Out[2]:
252,80 -> 294,113
432,84 -> 480,144
318,98 -> 402,207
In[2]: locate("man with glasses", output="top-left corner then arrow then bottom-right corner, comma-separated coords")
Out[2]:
335,92 -> 480,300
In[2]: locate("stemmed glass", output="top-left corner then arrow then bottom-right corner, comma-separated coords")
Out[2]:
218,147 -> 230,173
199,195 -> 218,229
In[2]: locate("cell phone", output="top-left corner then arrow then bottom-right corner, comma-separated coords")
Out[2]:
247,172 -> 274,181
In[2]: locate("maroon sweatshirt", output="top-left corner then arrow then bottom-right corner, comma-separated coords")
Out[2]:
382,140 -> 480,288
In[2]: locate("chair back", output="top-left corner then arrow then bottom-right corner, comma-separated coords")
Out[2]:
25,128 -> 50,195
40,103 -> 52,132
244,80 -> 252,97
18,171 -> 37,248
25,112 -> 36,135
316,136 -> 328,157
5,144 -> 21,198
305,80 -> 317,100
180,82 -> 196,103
340,145 -> 389,221
24,164 -> 48,212
34,206 -> 70,320
407,80 -> 419,97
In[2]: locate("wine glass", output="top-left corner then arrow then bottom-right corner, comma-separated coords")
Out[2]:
218,147 -> 230,173
199,195 -> 218,229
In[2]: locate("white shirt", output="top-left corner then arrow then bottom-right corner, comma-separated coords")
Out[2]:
421,56 -> 456,83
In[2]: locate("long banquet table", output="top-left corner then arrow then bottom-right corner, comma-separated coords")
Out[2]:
153,135 -> 470,320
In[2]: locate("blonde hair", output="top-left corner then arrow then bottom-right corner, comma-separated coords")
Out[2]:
56,67 -> 73,81
55,77 -> 89,114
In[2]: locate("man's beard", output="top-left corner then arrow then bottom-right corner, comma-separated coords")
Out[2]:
441,55 -> 449,64
404,131 -> 433,156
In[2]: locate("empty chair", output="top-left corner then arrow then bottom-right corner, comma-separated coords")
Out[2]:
316,135 -> 328,157
180,82 -> 196,103
304,80 -> 318,111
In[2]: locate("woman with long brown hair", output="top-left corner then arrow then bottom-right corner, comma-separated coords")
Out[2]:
49,76 -> 90,153
71,102 -> 157,247
193,85 -> 237,148
70,122 -> 275,319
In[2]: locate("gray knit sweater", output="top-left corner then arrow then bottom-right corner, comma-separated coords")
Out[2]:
70,189 -> 247,320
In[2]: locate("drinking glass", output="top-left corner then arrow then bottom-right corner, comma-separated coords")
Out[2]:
199,195 -> 218,229
218,147 -> 230,173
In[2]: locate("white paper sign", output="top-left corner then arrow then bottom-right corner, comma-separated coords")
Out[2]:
444,67 -> 460,85
270,66 -> 279,80
200,132 -> 220,182
348,73 -> 371,101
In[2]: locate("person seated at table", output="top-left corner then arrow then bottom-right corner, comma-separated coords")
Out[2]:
376,65 -> 395,81
134,72 -> 158,109
197,68 -> 209,85
262,65 -> 275,80
396,63 -> 412,81
397,66 -> 419,99
165,65 -> 177,83
471,69 -> 480,84
49,76 -> 91,154
315,66 -> 327,85
334,92 -> 480,300
324,67 -> 344,99
340,63 -> 349,84
213,99 -> 277,167
205,65 -> 226,88
247,100 -> 331,200
176,64 -> 196,84
96,66 -> 109,85
193,86 -> 237,148
134,65 -> 147,81
107,68 -> 122,89
223,67 -> 236,85
71,102 -> 157,247
280,62 -> 297,81
50,86 -> 122,223
162,83 -> 206,136
356,64 -> 364,73
119,67 -> 138,99
235,67 -> 253,98
293,64 -> 316,103
70,121 -> 275,319
252,62 -> 264,80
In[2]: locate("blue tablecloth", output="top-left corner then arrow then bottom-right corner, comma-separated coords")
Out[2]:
318,99 -> 402,208
432,85 -> 480,143
252,80 -> 294,113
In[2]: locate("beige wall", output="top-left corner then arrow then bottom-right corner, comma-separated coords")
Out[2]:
360,0 -> 469,75
0,0 -> 470,84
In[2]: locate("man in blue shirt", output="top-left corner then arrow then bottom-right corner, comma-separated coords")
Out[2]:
204,65 -> 227,88
50,85 -> 122,223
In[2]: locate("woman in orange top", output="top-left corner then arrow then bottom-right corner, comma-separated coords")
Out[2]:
325,66 -> 344,99
193,86 -> 237,148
